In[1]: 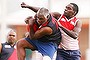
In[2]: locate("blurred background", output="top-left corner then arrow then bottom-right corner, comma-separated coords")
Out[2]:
0,0 -> 90,60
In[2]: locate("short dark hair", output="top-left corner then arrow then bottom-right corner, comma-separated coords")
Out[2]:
37,7 -> 49,18
70,3 -> 79,16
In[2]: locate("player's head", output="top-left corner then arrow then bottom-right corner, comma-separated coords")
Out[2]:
36,7 -> 49,25
70,3 -> 79,16
7,29 -> 17,44
64,3 -> 79,18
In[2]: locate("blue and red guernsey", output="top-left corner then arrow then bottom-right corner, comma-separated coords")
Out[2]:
0,42 -> 18,60
26,14 -> 62,45
36,15 -> 61,44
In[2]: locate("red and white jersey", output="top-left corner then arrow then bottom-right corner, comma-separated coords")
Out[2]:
58,14 -> 80,50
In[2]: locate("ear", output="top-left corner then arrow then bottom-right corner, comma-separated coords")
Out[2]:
74,11 -> 76,16
47,14 -> 50,19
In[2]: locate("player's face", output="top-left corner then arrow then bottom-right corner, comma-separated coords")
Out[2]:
37,15 -> 47,25
64,4 -> 75,18
7,31 -> 16,44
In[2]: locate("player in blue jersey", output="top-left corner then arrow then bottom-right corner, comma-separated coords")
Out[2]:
16,7 -> 62,60
0,29 -> 18,60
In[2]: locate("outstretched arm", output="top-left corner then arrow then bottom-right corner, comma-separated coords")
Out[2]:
21,2 -> 40,13
21,2 -> 61,19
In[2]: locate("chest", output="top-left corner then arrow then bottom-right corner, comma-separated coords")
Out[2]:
59,16 -> 77,30
1,45 -> 15,54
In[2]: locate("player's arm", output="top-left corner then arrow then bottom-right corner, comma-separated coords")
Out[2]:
30,26 -> 53,40
59,20 -> 82,39
21,2 -> 40,13
25,16 -> 52,40
51,12 -> 61,20
21,2 -> 61,19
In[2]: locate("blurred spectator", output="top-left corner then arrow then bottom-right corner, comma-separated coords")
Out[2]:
0,29 -> 18,60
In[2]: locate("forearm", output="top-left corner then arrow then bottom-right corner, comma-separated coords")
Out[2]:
60,26 -> 78,39
21,2 -> 40,13
27,6 -> 40,13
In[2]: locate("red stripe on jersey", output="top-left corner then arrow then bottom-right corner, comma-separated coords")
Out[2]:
8,49 -> 18,60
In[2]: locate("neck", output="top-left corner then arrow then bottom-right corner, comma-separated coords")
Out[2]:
65,15 -> 74,20
7,42 -> 15,46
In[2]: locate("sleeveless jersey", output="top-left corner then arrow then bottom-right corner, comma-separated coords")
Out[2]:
27,14 -> 62,45
58,14 -> 80,50
38,15 -> 62,44
0,42 -> 18,60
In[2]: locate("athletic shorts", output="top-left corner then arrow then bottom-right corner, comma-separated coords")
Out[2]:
25,38 -> 57,59
56,48 -> 81,60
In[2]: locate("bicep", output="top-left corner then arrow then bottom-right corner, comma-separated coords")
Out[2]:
51,12 -> 61,19
34,27 -> 52,39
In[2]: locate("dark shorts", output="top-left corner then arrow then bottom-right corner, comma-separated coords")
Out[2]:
25,38 -> 57,59
56,48 -> 81,60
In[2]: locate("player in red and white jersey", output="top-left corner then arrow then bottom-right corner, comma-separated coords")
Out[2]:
58,14 -> 80,50
53,3 -> 82,60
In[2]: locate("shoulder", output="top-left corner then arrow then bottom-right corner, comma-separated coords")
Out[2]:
74,18 -> 82,33
76,18 -> 82,27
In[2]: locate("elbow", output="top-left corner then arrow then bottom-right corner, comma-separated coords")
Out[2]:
30,38 -> 35,40
72,34 -> 78,39
29,37 -> 36,40
73,36 -> 78,39
70,35 -> 77,39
